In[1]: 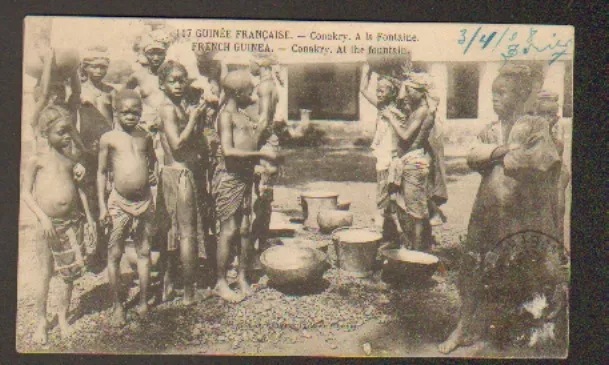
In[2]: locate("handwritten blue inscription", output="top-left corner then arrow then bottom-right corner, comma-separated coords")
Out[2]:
458,26 -> 573,65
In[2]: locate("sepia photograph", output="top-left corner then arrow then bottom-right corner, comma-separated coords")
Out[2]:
17,16 -> 572,357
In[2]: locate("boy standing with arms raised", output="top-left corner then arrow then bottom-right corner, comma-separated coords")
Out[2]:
97,90 -> 157,325
213,70 -> 281,302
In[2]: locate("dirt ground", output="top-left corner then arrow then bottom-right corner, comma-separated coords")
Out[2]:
16,130 -> 567,357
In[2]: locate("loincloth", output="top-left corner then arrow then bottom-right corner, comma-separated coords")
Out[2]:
212,166 -> 254,223
376,169 -> 390,211
158,165 -> 206,257
388,149 -> 431,219
38,211 -> 87,282
107,188 -> 155,249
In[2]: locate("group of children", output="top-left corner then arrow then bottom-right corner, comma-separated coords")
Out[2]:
22,37 -> 569,351
22,37 -> 283,344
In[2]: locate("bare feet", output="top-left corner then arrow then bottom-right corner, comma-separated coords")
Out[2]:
238,278 -> 255,297
32,320 -> 49,345
213,282 -> 244,303
438,321 -> 473,354
110,305 -> 127,327
162,283 -> 175,302
58,316 -> 72,339
135,303 -> 150,319
182,295 -> 196,306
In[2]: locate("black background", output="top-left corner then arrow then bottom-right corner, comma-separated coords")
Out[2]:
1,1 -> 607,364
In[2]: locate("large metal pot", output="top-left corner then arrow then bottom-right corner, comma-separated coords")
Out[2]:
260,245 -> 329,286
300,191 -> 338,229
332,227 -> 382,277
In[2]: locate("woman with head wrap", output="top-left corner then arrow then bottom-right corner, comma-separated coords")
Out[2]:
381,72 -> 437,252
439,64 -> 565,354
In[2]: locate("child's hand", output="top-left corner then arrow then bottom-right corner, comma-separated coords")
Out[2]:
99,208 -> 111,228
41,217 -> 58,240
188,103 -> 206,119
73,163 -> 86,182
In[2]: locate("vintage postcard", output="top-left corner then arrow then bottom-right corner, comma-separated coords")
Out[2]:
18,16 -> 572,357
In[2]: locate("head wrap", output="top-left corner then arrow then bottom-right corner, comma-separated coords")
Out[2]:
222,69 -> 254,93
139,30 -> 170,53
81,46 -> 110,66
537,89 -> 559,102
250,53 -> 278,68
402,72 -> 434,91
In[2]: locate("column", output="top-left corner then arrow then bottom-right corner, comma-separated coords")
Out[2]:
429,63 -> 448,121
541,61 -> 566,118
477,62 -> 501,122
274,64 -> 289,122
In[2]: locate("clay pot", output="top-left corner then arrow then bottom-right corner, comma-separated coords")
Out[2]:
300,191 -> 338,229
260,246 -> 329,287
337,200 -> 351,211
25,47 -> 80,80
317,209 -> 353,234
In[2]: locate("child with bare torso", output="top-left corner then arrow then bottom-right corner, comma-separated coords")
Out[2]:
213,69 -> 281,302
249,54 -> 282,257
22,106 -> 97,345
156,61 -> 208,305
97,90 -> 157,325
124,44 -> 167,132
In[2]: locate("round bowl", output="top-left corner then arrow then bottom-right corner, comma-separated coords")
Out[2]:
381,248 -> 439,282
317,209 -> 353,234
260,245 -> 328,286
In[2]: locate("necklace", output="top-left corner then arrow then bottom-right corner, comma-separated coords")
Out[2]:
238,109 -> 258,130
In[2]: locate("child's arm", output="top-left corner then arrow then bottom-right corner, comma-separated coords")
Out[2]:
30,48 -> 55,132
218,111 -> 278,162
161,103 -> 202,151
97,134 -> 111,225
359,64 -> 378,107
255,82 -> 274,144
67,68 -> 81,110
385,105 -> 427,144
146,133 -> 158,186
21,156 -> 57,240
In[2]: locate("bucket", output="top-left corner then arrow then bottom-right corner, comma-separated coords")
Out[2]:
332,227 -> 382,277
300,191 -> 338,229
300,109 -> 311,123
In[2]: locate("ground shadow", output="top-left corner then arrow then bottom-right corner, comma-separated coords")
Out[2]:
268,278 -> 331,296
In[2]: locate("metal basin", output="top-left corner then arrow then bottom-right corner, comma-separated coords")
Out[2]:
332,227 -> 382,277
381,248 -> 439,282
260,245 -> 329,286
